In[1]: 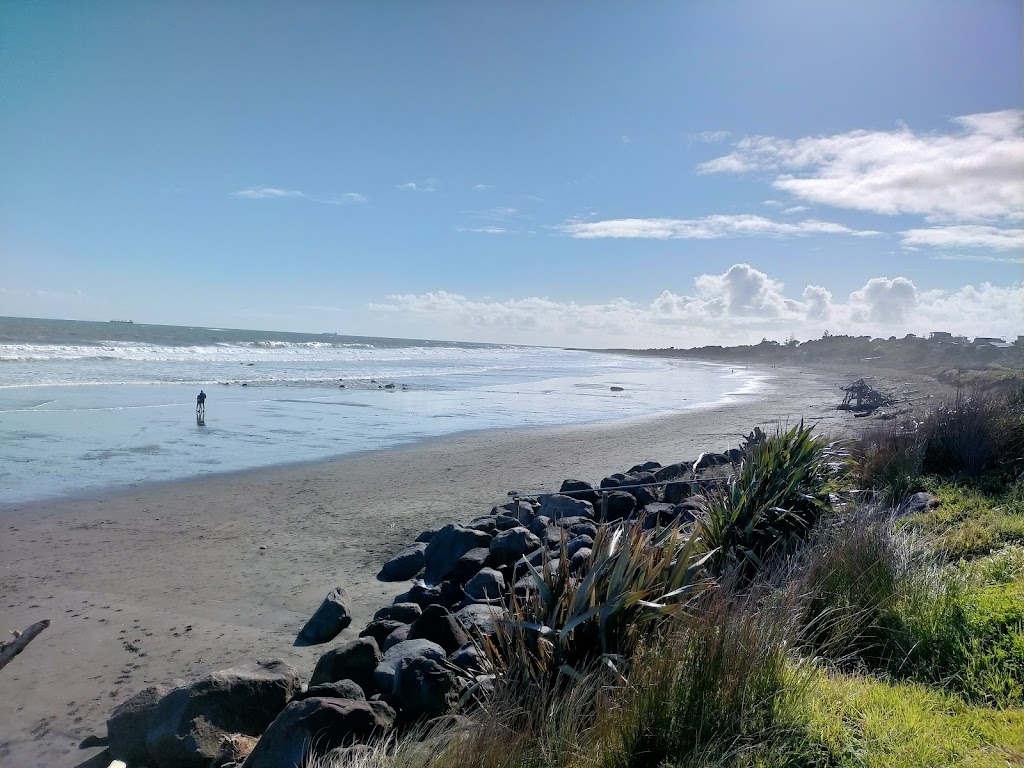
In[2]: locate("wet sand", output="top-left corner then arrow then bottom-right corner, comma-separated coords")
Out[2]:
0,365 -> 865,766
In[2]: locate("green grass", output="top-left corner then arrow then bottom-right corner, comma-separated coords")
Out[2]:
802,673 -> 1024,768
899,481 -> 1024,560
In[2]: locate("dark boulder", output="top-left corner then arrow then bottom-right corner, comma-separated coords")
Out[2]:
664,481 -> 692,504
146,659 -> 301,768
538,494 -> 595,521
423,524 -> 493,585
107,684 -> 170,764
379,542 -> 427,581
241,697 -> 394,768
489,526 -> 541,564
628,461 -> 662,473
292,679 -> 365,702
726,447 -> 744,464
449,642 -> 487,676
373,639 -> 447,700
359,619 -> 406,648
641,503 -> 678,530
569,548 -> 592,573
528,515 -> 552,536
467,516 -> 498,536
492,501 -> 535,525
392,653 -> 461,719
695,452 -> 731,471
309,637 -> 382,692
451,547 -> 492,583
566,534 -> 594,559
558,479 -> 600,506
493,514 -> 523,531
415,527 -> 439,543
374,602 -> 422,624
654,462 -> 693,482
599,490 -> 637,521
464,567 -> 505,601
382,624 -> 411,651
297,587 -> 353,645
408,605 -> 470,654
455,603 -> 502,638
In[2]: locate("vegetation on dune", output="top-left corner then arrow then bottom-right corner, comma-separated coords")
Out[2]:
310,398 -> 1024,768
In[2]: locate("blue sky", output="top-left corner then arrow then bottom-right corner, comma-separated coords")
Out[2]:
2,1 -> 1021,346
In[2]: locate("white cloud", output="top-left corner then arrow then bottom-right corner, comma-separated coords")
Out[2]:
232,186 -> 366,205
397,179 -> 438,193
472,183 -> 492,191
698,110 -> 1024,221
901,225 -> 1024,250
931,253 -> 1024,264
783,206 -> 808,215
559,214 -> 879,240
622,135 -> 632,145
692,130 -> 731,143
368,264 -> 1022,347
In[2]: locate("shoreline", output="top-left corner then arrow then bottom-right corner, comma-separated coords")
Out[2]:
0,362 -> 769,512
0,365 -> 855,766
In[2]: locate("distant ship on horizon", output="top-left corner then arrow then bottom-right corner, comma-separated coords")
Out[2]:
109,319 -> 134,324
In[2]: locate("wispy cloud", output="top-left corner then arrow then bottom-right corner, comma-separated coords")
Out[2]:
901,225 -> 1024,251
232,186 -> 366,205
472,183 -> 492,191
783,205 -> 808,215
621,135 -> 632,145
456,205 -> 522,235
931,253 -> 1023,264
697,110 -> 1024,222
558,214 -> 880,240
397,178 -> 438,193
455,226 -> 507,235
691,130 -> 731,143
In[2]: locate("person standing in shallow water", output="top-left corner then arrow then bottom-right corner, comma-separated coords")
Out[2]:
196,390 -> 206,419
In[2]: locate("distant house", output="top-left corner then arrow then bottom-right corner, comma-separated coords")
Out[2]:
972,337 -> 1005,346
930,331 -> 953,342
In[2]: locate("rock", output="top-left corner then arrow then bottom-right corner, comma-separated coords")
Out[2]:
567,519 -> 598,539
146,659 -> 301,768
528,515 -> 552,536
379,542 -> 428,581
664,481 -> 692,504
492,501 -> 535,525
538,494 -> 595,521
449,642 -> 486,676
373,602 -> 422,624
558,479 -> 600,506
566,534 -> 594,559
309,637 -> 382,692
297,587 -> 353,645
107,685 -> 170,764
467,516 -> 498,535
489,526 -> 541,564
415,528 -> 439,543
451,547 -> 492,583
292,680 -> 365,702
394,583 -> 442,609
382,624 -> 411,651
423,525 -> 493,585
695,452 -> 731,471
392,653 -> 461,719
408,605 -> 470,654
610,386 -> 624,392
568,547 -> 592,573
216,733 -> 259,766
241,697 -> 395,768
540,526 -> 568,550
359,619 -> 406,648
898,491 -> 940,516
726,447 -> 744,464
492,514 -> 523,531
641,503 -> 677,530
654,462 -> 693,482
373,639 -> 447,700
464,568 -> 505,601
455,603 -> 502,638
629,461 -> 662,473
672,500 -> 701,524
598,490 -> 637,521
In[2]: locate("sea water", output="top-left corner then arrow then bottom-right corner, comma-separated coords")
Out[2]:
0,317 -> 763,503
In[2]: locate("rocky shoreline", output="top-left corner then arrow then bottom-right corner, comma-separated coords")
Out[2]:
99,448 -> 741,768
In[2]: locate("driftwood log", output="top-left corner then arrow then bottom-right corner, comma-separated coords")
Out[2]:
0,619 -> 51,671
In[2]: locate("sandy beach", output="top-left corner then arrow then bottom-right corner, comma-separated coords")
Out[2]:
1,366 -> 874,766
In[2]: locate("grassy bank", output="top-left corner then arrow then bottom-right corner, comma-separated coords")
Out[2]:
311,385 -> 1024,768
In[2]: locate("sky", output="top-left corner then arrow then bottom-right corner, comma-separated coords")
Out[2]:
1,1 -> 1022,347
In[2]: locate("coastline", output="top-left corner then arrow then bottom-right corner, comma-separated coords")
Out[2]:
0,365 -> 856,766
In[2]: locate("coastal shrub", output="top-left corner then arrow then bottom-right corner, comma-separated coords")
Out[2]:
919,383 -> 1024,477
697,421 -> 852,574
486,518 -> 715,687
853,421 -> 925,504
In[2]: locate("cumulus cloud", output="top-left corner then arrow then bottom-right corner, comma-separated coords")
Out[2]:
368,264 -> 1022,347
559,214 -> 878,240
232,186 -> 365,205
901,225 -> 1024,250
698,110 -> 1024,221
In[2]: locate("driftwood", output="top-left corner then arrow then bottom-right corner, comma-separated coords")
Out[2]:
0,619 -> 51,671
837,378 -> 895,415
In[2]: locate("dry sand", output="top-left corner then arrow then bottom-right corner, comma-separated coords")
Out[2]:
0,365 -> 875,766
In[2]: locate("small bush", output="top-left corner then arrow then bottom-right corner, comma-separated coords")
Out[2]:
854,422 -> 925,504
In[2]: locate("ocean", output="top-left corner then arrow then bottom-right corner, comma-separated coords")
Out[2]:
0,317 -> 764,503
